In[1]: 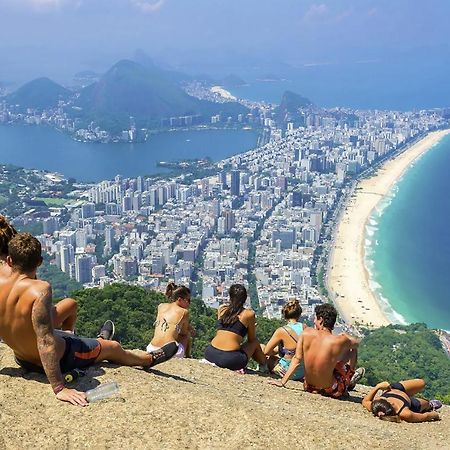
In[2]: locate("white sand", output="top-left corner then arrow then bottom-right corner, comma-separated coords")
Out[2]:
328,130 -> 450,328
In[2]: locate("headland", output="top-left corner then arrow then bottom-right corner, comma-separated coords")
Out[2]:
328,129 -> 450,328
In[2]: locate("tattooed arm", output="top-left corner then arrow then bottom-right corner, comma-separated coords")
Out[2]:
31,282 -> 87,406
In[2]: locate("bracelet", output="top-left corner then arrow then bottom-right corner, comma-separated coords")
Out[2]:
53,383 -> 65,395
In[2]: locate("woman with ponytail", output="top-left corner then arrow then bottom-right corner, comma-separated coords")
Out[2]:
0,215 -> 78,333
262,298 -> 305,381
147,282 -> 192,358
204,284 -> 267,371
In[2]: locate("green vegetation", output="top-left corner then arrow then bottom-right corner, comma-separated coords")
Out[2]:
359,323 -> 450,402
35,197 -> 70,207
6,77 -> 70,111
74,60 -> 247,131
73,284 -> 283,359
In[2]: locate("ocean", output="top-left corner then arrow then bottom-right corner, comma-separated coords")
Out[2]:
365,134 -> 450,330
0,124 -> 258,182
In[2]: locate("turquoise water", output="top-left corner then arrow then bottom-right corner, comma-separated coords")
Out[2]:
0,125 -> 258,182
367,134 -> 450,330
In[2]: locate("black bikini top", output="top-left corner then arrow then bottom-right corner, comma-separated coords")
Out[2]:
217,318 -> 248,337
380,392 -> 411,414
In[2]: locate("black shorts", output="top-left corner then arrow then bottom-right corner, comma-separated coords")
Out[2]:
204,344 -> 248,371
390,382 -> 422,413
15,331 -> 102,374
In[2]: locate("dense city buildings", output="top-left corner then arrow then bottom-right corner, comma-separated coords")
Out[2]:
2,107 -> 448,323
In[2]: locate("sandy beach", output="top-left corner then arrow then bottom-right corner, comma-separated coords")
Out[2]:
328,129 -> 450,328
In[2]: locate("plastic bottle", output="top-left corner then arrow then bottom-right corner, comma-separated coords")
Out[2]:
85,382 -> 120,403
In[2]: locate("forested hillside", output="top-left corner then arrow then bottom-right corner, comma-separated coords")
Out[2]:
359,323 -> 450,402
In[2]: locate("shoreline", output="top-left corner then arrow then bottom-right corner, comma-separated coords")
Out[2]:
328,129 -> 450,328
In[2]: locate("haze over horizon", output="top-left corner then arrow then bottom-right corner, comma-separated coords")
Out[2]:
1,0 -> 449,109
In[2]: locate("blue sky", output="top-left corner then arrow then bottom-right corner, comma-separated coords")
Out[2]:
0,0 -> 449,108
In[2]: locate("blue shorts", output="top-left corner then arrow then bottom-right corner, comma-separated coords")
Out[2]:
272,357 -> 304,381
15,331 -> 102,374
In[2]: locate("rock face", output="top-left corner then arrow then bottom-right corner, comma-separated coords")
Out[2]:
0,344 -> 448,449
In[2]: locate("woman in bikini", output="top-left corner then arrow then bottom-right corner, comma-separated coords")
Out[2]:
262,298 -> 305,381
147,282 -> 192,358
362,379 -> 442,422
0,215 -> 77,333
204,284 -> 267,371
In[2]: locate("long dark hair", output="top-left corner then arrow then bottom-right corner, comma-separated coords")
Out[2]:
220,284 -> 247,325
165,282 -> 190,301
0,215 -> 17,258
372,399 -> 401,422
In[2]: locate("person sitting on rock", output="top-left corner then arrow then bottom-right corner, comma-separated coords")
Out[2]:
204,283 -> 267,372
0,233 -> 178,407
0,215 -> 78,334
269,303 -> 365,398
147,282 -> 193,358
262,298 -> 305,381
362,379 -> 442,422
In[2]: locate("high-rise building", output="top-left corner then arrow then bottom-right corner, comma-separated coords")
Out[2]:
60,244 -> 74,273
75,254 -> 93,284
81,202 -> 95,219
230,170 -> 240,196
43,217 -> 59,235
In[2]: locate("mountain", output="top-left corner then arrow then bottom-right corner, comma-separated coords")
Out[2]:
5,77 -> 70,111
132,49 -> 192,84
221,74 -> 247,88
276,90 -> 313,122
74,60 -> 247,130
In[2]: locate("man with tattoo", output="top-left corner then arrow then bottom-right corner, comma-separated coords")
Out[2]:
0,233 -> 177,406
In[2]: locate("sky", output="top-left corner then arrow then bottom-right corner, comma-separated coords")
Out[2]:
0,0 -> 449,108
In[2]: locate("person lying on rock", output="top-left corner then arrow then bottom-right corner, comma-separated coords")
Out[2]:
0,233 -> 178,407
362,379 -> 442,422
204,283 -> 268,372
269,303 -> 365,398
0,215 -> 78,334
147,282 -> 194,358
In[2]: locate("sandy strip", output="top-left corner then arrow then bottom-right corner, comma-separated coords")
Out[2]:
328,129 -> 450,328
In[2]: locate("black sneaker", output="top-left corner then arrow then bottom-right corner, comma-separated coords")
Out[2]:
97,320 -> 115,340
148,342 -> 178,368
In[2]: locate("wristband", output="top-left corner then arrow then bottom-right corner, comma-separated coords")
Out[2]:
53,383 -> 65,395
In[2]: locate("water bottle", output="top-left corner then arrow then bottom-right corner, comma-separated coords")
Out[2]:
86,382 -> 120,403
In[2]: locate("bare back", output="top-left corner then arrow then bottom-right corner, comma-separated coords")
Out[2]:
0,273 -> 64,365
151,302 -> 188,347
301,327 -> 353,388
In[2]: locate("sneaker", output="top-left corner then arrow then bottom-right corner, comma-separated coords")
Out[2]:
97,320 -> 115,340
429,400 -> 443,411
148,342 -> 179,368
348,367 -> 365,391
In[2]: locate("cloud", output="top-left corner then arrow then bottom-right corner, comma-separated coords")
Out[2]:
302,3 -> 352,24
303,3 -> 329,22
130,0 -> 165,13
0,0 -> 81,11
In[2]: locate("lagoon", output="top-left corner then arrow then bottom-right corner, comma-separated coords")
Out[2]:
0,124 -> 258,182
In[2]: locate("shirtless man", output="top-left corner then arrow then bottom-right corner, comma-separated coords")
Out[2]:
270,303 -> 364,399
0,233 -> 177,406
0,215 -> 77,333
